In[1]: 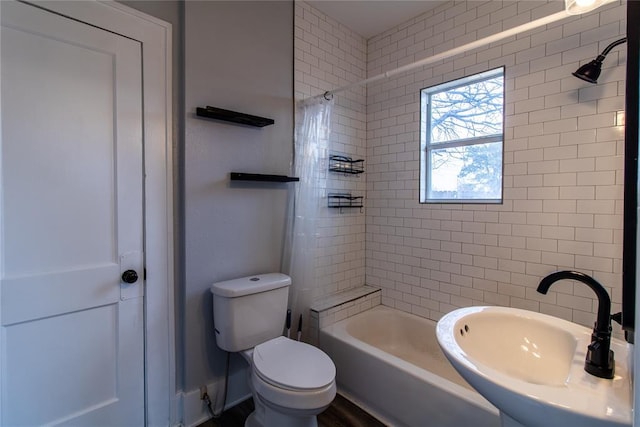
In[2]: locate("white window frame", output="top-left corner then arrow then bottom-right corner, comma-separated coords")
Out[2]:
420,67 -> 505,204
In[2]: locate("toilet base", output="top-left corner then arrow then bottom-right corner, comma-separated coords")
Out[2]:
239,346 -> 333,427
244,407 -> 318,427
245,387 -> 325,427
244,411 -> 261,427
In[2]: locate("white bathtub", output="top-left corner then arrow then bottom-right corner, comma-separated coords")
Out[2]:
319,305 -> 499,427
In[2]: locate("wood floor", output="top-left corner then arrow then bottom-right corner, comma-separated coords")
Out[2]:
197,394 -> 386,427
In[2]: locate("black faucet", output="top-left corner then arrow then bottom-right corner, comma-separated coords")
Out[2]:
537,270 -> 614,379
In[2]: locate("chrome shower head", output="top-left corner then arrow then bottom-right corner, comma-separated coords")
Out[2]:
573,37 -> 627,84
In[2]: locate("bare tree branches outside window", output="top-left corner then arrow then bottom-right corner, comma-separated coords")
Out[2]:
430,77 -> 503,143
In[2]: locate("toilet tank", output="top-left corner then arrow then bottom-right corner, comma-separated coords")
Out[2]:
211,273 -> 291,352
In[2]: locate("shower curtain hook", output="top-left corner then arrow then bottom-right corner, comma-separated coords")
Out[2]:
323,91 -> 333,101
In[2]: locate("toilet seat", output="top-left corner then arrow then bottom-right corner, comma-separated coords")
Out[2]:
252,336 -> 336,391
251,369 -> 336,412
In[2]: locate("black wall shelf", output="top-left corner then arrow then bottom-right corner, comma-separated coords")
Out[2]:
230,172 -> 299,183
328,192 -> 364,213
329,155 -> 364,175
196,106 -> 274,127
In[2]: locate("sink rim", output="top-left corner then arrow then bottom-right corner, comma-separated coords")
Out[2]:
436,306 -> 632,427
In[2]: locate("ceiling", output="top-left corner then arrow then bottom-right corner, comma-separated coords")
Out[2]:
306,1 -> 444,39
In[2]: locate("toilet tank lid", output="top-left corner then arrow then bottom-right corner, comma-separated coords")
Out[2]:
210,273 -> 291,298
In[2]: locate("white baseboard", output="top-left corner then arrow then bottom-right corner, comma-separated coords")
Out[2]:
171,390 -> 184,427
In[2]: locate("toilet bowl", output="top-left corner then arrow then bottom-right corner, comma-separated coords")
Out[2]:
242,336 -> 336,427
210,273 -> 337,427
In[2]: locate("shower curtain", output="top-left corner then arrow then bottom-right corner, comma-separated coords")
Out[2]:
283,95 -> 333,339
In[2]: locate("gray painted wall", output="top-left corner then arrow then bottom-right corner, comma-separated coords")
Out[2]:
184,0 -> 293,394
119,0 -> 294,402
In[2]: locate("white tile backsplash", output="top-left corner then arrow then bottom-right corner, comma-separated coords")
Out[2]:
365,0 -> 625,328
296,0 -> 626,333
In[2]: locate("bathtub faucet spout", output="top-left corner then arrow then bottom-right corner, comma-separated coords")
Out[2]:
537,270 -> 614,379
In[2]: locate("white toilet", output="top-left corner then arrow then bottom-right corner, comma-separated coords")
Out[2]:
211,273 -> 336,427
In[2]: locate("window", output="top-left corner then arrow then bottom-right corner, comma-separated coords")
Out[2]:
420,67 -> 504,203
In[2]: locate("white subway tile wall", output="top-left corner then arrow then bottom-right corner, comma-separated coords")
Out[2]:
295,2 -> 367,299
296,0 -> 626,332
366,0 -> 626,328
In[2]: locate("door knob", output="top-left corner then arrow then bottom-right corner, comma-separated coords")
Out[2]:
122,270 -> 139,284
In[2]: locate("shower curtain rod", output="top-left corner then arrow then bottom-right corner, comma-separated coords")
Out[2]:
322,9 -> 570,100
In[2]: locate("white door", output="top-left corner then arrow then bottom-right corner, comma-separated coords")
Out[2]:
0,1 -> 145,425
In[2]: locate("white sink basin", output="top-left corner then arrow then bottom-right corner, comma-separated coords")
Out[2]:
436,306 -> 632,427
